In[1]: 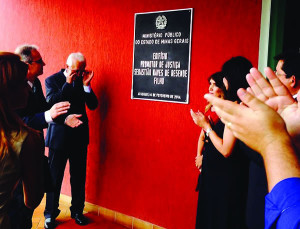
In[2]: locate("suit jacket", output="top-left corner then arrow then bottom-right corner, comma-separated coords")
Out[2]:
16,78 -> 50,132
45,69 -> 98,150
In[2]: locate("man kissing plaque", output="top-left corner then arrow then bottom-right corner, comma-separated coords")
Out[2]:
132,8 -> 193,104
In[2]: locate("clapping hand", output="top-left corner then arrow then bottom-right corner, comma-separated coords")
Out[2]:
203,89 -> 288,156
246,67 -> 300,149
190,109 -> 211,130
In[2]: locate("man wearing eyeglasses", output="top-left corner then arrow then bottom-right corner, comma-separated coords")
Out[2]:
13,45 -> 86,229
44,52 -> 98,228
274,52 -> 300,99
15,45 -> 82,129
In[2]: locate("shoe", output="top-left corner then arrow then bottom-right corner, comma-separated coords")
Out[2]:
44,218 -> 55,229
71,213 -> 88,226
44,208 -> 60,229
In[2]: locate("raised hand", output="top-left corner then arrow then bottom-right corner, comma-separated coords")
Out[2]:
190,109 -> 211,130
246,67 -> 295,111
246,67 -> 300,149
82,70 -> 94,86
204,88 -> 300,191
65,68 -> 78,84
204,89 -> 287,154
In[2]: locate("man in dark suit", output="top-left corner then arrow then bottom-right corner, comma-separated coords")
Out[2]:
15,45 -> 73,132
44,52 -> 98,228
13,45 -> 82,229
15,45 -> 83,132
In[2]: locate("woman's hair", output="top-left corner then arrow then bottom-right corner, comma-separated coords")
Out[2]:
0,52 -> 29,160
221,56 -> 253,102
205,71 -> 227,112
208,72 -> 227,96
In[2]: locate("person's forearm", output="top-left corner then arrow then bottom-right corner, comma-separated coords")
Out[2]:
208,132 -> 229,157
263,136 -> 300,192
197,130 -> 205,156
45,81 -> 73,105
22,113 -> 48,130
207,126 -> 236,157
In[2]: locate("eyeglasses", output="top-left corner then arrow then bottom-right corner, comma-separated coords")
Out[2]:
29,58 -> 44,65
274,70 -> 287,77
67,66 -> 87,76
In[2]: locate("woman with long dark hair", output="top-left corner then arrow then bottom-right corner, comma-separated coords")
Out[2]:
191,57 -> 252,229
0,52 -> 44,228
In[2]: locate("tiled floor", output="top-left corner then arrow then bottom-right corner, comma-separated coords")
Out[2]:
32,194 -> 73,228
31,195 -> 127,229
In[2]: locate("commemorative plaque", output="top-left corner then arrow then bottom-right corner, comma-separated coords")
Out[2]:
131,8 -> 193,103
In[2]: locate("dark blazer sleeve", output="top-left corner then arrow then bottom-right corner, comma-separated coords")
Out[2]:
22,113 -> 48,131
20,79 -> 49,131
45,73 -> 74,124
45,75 -> 74,106
84,89 -> 98,110
45,73 -> 98,110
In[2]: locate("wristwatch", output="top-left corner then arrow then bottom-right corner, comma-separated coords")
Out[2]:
206,128 -> 212,137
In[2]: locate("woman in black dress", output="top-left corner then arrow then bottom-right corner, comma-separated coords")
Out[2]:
190,57 -> 252,229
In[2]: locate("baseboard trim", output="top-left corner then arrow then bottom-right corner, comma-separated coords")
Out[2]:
60,194 -> 166,229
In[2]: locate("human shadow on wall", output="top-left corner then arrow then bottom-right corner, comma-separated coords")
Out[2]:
98,84 -> 109,164
87,83 -> 111,199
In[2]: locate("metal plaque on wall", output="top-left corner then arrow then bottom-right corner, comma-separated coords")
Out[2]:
131,8 -> 193,104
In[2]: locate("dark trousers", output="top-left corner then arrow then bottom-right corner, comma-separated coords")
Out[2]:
44,144 -> 87,219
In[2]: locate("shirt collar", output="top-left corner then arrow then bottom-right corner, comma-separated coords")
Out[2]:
62,68 -> 67,78
27,81 -> 33,88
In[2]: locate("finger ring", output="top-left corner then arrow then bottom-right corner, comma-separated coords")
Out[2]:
227,122 -> 232,127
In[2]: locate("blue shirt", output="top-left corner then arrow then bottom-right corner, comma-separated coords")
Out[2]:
265,177 -> 300,229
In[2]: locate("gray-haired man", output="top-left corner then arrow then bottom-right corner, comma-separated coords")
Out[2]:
44,52 -> 98,228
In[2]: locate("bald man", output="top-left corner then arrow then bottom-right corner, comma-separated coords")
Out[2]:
44,52 -> 98,228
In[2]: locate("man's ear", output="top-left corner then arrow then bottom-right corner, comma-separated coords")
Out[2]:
290,75 -> 296,88
26,64 -> 33,80
223,77 -> 229,90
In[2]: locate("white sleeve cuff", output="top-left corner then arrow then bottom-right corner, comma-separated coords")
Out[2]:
45,110 -> 53,123
83,85 -> 92,93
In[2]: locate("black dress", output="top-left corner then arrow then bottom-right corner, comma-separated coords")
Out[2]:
196,120 -> 249,229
